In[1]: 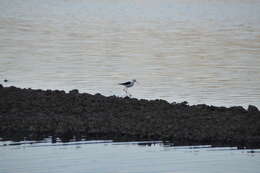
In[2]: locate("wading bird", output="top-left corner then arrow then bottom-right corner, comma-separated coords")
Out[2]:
119,79 -> 137,97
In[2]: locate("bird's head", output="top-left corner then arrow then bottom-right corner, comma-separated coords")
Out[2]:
132,79 -> 140,84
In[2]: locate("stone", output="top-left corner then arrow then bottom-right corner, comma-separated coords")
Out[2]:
248,105 -> 259,112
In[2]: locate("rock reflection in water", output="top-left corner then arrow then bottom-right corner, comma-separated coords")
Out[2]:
0,139 -> 260,173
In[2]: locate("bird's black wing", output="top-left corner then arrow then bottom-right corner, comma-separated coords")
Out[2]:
119,81 -> 131,85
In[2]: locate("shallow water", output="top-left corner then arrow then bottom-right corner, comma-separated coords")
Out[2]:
0,0 -> 260,107
0,139 -> 260,173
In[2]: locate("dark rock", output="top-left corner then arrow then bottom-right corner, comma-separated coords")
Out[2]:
69,89 -> 79,94
229,106 -> 246,113
248,105 -> 259,112
0,85 -> 260,148
4,79 -> 8,82
181,101 -> 188,105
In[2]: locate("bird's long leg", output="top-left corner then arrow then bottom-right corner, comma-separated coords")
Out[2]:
123,87 -> 132,97
125,88 -> 132,97
123,87 -> 128,95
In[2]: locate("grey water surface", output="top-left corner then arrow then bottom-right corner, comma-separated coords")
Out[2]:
0,139 -> 260,173
1,1 -> 260,172
0,0 -> 260,107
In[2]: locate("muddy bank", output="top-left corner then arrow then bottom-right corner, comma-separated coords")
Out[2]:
0,85 -> 259,148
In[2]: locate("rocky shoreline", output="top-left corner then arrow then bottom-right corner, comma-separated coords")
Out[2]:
0,84 -> 259,148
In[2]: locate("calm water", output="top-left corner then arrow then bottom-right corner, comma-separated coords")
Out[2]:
0,0 -> 260,107
0,140 -> 260,173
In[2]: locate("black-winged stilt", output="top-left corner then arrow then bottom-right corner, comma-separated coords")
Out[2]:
119,79 -> 137,96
